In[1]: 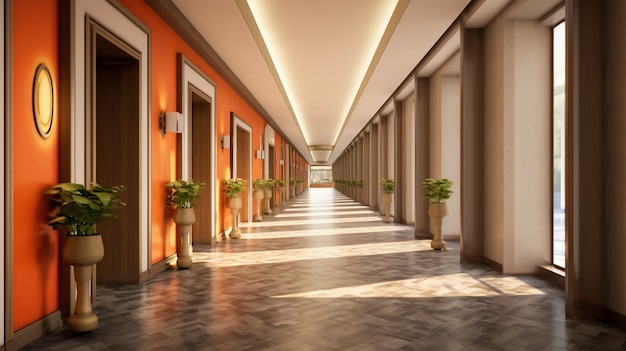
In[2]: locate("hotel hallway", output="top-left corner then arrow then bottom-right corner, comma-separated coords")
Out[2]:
22,189 -> 626,350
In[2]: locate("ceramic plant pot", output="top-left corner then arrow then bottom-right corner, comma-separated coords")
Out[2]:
62,235 -> 105,333
174,207 -> 196,268
382,193 -> 393,223
229,196 -> 243,238
428,202 -> 448,250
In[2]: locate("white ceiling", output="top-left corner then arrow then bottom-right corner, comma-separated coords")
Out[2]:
165,0 -> 525,164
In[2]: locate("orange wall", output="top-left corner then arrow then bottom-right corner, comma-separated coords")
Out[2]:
11,0 -> 309,331
13,0 -> 60,330
119,0 -> 277,256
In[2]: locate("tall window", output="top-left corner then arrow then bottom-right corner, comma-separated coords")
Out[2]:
553,22 -> 566,269
310,165 -> 333,184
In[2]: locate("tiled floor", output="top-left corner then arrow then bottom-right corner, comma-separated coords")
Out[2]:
22,189 -> 626,350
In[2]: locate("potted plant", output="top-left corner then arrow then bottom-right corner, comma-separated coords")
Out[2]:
354,179 -> 364,202
381,179 -> 394,223
223,178 -> 247,238
276,179 -> 286,189
252,179 -> 265,222
263,179 -> 275,214
295,178 -> 304,195
166,179 -> 206,209
289,178 -> 297,198
165,179 -> 206,268
46,182 -> 125,333
224,177 -> 247,198
276,179 -> 286,206
355,179 -> 363,189
422,178 -> 454,250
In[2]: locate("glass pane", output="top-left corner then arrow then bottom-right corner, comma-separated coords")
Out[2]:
553,22 -> 566,269
310,165 -> 333,184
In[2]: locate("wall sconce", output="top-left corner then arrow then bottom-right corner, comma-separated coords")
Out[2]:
33,64 -> 54,138
256,150 -> 265,159
279,159 -> 284,165
221,135 -> 230,149
159,111 -> 184,135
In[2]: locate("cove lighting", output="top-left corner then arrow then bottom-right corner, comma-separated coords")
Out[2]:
245,0 -> 400,146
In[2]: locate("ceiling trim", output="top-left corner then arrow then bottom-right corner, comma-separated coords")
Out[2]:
334,0 -> 410,149
540,2 -> 565,26
235,0 -> 308,150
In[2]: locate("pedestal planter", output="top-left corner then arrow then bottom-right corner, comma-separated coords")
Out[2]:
382,193 -> 393,223
290,185 -> 296,199
264,189 -> 273,215
174,207 -> 196,268
278,187 -> 285,206
229,196 -> 243,238
62,235 -> 105,333
253,190 -> 264,222
428,202 -> 448,250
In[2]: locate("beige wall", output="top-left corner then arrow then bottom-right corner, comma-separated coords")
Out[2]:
440,75 -> 461,236
428,53 -> 461,236
484,16 -> 552,273
506,20 -> 552,273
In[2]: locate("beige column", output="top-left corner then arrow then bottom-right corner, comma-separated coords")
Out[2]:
566,0 -> 626,320
363,131 -> 370,206
370,122 -> 380,212
460,28 -> 485,262
393,99 -> 404,223
414,78 -> 430,238
401,94 -> 416,225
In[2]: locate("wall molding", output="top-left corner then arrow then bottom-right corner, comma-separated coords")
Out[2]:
11,311 -> 62,351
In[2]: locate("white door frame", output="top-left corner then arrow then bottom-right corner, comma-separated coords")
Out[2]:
70,0 -> 151,279
231,114 -> 253,222
263,125 -> 275,179
179,54 -> 217,241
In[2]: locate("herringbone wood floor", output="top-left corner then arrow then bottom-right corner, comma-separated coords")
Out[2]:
22,189 -> 626,350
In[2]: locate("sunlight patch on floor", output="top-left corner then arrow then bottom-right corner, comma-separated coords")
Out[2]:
194,240 -> 434,267
240,225 -> 412,239
243,216 -> 382,227
271,273 -> 545,298
283,204 -> 369,211
273,210 -> 375,218
289,202 -> 357,208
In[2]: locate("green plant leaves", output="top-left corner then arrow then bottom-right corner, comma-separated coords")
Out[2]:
45,182 -> 125,235
422,178 -> 454,202
223,178 -> 247,198
381,179 -> 394,194
166,179 -> 206,208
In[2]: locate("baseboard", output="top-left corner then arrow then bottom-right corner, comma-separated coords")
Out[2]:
460,254 -> 484,264
604,307 -> 626,330
413,230 -> 431,239
146,254 -> 177,281
538,265 -> 565,289
569,300 -> 626,329
443,234 -> 460,241
482,256 -> 503,272
12,311 -> 63,350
